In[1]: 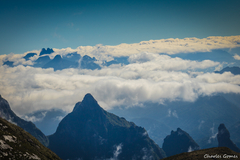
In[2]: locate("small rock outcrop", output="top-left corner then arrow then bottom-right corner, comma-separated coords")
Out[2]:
162,128 -> 200,157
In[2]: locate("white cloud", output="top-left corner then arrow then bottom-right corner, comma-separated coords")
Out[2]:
188,146 -> 193,152
233,54 -> 240,60
71,35 -> 240,57
1,36 -> 240,116
107,143 -> 123,160
1,52 -> 240,116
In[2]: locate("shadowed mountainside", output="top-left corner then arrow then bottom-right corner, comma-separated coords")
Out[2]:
48,93 -> 166,160
0,95 -> 49,146
0,117 -> 61,160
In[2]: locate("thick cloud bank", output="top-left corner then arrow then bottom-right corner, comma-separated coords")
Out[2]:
1,36 -> 240,115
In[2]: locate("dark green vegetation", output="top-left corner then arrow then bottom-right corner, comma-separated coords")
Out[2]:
162,147 -> 240,160
0,95 -> 48,146
162,128 -> 200,157
48,93 -> 166,160
0,117 -> 61,160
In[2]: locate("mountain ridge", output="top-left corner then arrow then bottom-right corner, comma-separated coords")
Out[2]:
48,93 -> 166,160
0,95 -> 49,146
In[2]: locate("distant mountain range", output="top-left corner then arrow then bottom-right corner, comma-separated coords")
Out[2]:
0,117 -> 61,159
3,48 -> 240,74
110,95 -> 240,149
161,123 -> 240,158
3,48 -> 124,70
48,93 -> 166,160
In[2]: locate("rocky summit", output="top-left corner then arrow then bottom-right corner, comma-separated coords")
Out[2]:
48,93 -> 166,160
217,123 -> 240,153
0,117 -> 61,160
162,128 -> 200,157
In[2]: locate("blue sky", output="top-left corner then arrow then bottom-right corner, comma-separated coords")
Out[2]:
0,0 -> 240,55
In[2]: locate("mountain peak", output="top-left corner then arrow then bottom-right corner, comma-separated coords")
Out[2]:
81,93 -> 98,105
39,48 -> 54,56
53,55 -> 62,60
83,93 -> 95,101
48,93 -> 166,160
163,128 -> 200,157
217,123 -> 240,152
73,93 -> 99,112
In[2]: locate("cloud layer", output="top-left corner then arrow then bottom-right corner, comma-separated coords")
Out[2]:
1,35 -> 240,116
1,55 -> 240,115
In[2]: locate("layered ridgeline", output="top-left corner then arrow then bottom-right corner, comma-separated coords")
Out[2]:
162,128 -> 200,157
48,93 -> 166,160
111,94 -> 240,149
0,117 -> 61,159
0,95 -> 48,146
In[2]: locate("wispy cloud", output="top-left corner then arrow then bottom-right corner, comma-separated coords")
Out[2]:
233,54 -> 240,60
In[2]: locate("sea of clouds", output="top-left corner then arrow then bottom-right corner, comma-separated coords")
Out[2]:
0,35 -> 240,116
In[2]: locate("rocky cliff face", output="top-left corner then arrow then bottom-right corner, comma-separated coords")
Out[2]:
48,93 -> 166,160
162,128 -> 200,157
217,123 -> 240,153
0,117 -> 61,160
0,95 -> 49,146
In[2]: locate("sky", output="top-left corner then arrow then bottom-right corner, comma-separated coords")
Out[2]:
1,0 -> 240,55
0,0 -> 240,119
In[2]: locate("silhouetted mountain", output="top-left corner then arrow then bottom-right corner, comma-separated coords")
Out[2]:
23,53 -> 37,61
62,52 -> 81,63
162,128 -> 200,157
0,117 -> 61,159
217,124 -> 240,153
48,93 -> 166,160
110,95 -> 240,149
33,56 -> 51,67
39,48 -> 54,56
162,147 -> 240,160
215,66 -> 240,75
3,60 -> 14,67
0,95 -> 48,146
80,55 -> 101,70
42,55 -> 78,71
